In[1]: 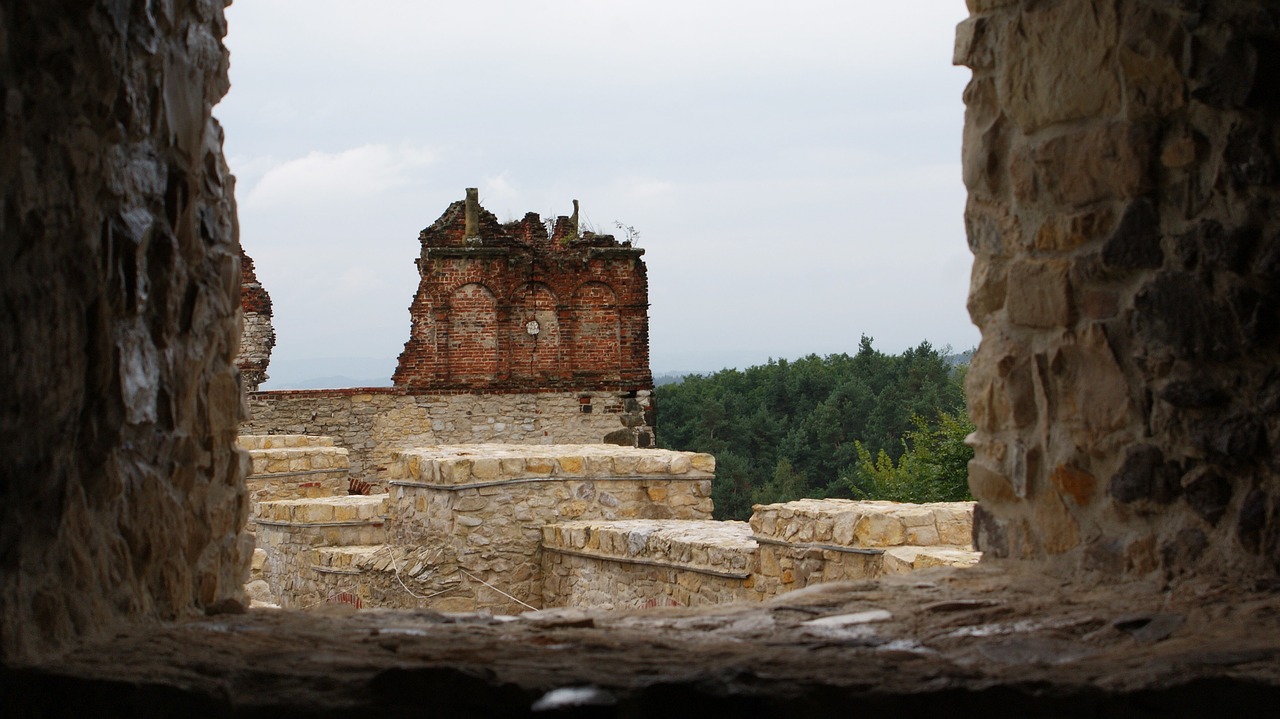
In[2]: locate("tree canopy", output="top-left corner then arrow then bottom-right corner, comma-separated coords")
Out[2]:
655,337 -> 973,520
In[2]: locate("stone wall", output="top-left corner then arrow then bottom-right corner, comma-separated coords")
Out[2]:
251,443 -> 716,612
248,439 -> 978,613
392,189 -> 652,393
541,521 -> 757,609
244,388 -> 658,481
0,0 -> 246,661
541,500 -> 978,609
235,248 -> 275,392
240,435 -> 350,518
382,444 -> 715,613
958,0 -> 1280,577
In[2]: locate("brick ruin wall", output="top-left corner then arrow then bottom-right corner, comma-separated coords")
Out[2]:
0,0 -> 248,662
240,190 -> 657,458
235,248 -> 275,392
959,0 -> 1280,578
243,388 -> 656,484
392,190 -> 652,394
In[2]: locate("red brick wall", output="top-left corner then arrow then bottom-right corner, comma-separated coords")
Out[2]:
240,248 -> 273,315
237,247 -> 275,390
392,196 -> 652,393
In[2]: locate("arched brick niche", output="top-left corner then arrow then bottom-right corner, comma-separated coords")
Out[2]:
958,0 -> 1280,578
392,190 -> 652,393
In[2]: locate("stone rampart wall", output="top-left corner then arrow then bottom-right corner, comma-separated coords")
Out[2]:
541,521 -> 756,609
245,439 -> 978,613
382,444 -> 715,613
243,389 -> 657,484
541,500 -> 979,609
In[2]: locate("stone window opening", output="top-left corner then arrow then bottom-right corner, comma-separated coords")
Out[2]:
4,0 -> 1280,715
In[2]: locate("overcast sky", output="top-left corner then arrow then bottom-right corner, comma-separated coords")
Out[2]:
216,0 -> 978,387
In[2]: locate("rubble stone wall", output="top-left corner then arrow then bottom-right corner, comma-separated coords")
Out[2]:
0,0 -> 247,662
244,389 -> 658,482
958,0 -> 1280,577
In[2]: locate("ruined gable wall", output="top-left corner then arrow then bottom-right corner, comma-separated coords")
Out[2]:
393,195 -> 652,393
0,0 -> 247,661
959,0 -> 1280,577
236,248 -> 275,392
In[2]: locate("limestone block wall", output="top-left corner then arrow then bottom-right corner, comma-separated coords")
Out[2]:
239,435 -> 351,517
254,495 -> 388,609
0,0 -> 246,661
244,389 -> 657,483
958,0 -> 1280,577
382,444 -> 716,612
541,521 -> 756,609
541,501 -> 979,609
748,500 -> 977,597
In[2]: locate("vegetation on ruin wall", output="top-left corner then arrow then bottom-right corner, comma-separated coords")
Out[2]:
656,337 -> 974,520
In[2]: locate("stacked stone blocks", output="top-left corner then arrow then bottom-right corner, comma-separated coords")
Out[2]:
541,500 -> 979,609
244,389 -> 658,483
244,438 -> 979,612
382,444 -> 716,613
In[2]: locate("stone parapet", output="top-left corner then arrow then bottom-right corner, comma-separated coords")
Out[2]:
541,520 -> 756,610
748,500 -> 977,599
882,547 -> 981,575
389,443 -> 714,485
750,499 -> 975,549
381,444 -> 716,613
541,501 -> 981,608
238,435 -> 335,450
542,520 -> 755,577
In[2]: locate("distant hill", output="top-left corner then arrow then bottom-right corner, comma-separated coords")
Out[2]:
261,376 -> 393,391
654,371 -> 692,387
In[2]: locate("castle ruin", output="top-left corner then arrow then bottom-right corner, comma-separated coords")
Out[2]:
4,0 -> 1280,714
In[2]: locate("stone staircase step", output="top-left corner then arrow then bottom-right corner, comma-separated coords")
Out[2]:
238,434 -> 336,451
256,495 -> 388,547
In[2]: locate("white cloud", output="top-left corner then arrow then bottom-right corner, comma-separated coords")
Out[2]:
243,144 -> 436,209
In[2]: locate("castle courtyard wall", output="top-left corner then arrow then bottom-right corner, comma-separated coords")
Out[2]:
243,388 -> 656,484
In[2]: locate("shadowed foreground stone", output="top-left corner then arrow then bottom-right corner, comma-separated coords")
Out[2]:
5,566 -> 1279,717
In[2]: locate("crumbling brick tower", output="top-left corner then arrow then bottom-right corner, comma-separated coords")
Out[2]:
236,248 -> 275,392
393,188 -> 653,401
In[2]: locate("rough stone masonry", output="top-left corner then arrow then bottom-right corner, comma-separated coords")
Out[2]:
0,0 -> 248,662
958,0 -> 1280,578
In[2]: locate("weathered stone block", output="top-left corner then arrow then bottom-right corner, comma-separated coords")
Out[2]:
999,0 -> 1121,133
1006,259 -> 1073,329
